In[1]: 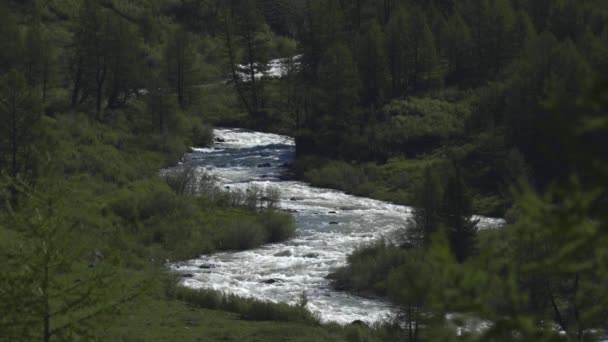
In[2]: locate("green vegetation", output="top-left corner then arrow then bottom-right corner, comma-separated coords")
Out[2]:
1,0 -> 607,340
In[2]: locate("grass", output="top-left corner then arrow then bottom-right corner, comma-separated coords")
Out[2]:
100,295 -> 346,342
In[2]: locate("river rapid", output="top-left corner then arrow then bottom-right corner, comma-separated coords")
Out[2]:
171,128 -> 504,325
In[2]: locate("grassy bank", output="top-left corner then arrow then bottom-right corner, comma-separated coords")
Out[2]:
97,273 -> 403,341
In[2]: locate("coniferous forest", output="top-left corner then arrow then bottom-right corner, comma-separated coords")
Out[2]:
1,0 -> 607,341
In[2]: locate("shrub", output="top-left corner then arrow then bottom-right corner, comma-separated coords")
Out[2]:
257,211 -> 296,243
218,219 -> 265,250
329,242 -> 409,296
108,180 -> 177,224
190,120 -> 213,147
163,167 -> 219,196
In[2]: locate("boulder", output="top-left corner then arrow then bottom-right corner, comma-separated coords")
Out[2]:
274,250 -> 292,257
198,264 -> 216,269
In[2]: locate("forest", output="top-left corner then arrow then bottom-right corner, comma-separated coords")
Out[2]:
0,0 -> 607,341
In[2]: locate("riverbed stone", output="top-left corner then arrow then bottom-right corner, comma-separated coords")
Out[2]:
303,253 -> 319,258
261,278 -> 283,284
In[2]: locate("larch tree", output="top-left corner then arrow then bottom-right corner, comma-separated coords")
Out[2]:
443,11 -> 473,83
0,70 -> 40,184
70,1 -> 109,117
0,5 -> 22,75
316,43 -> 361,131
406,167 -> 443,249
166,27 -> 198,110
105,15 -> 140,109
357,21 -> 387,109
385,8 -> 408,97
404,7 -> 438,91
0,183 -> 140,341
441,163 -> 478,263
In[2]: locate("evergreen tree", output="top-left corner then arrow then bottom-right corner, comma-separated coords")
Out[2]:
70,1 -> 109,117
238,0 -> 269,117
443,11 -> 473,83
357,21 -> 386,108
404,7 -> 439,91
316,43 -> 360,130
166,27 -> 198,110
441,163 -> 478,262
147,76 -> 179,135
105,16 -> 140,109
406,167 -> 443,249
0,5 -> 22,75
511,10 -> 536,57
0,184 -> 135,341
486,0 -> 516,73
0,70 -> 40,184
386,8 -> 408,97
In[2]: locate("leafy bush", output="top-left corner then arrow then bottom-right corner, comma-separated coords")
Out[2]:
219,219 -> 266,250
163,166 -> 219,196
329,242 -> 409,297
257,211 -> 296,243
108,179 -> 177,224
190,120 -> 213,147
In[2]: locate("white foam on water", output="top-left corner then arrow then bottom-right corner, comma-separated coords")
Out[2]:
170,128 -> 505,325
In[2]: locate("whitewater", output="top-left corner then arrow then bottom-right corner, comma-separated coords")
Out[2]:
170,128 -> 504,325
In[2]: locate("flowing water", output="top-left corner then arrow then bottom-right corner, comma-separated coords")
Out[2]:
170,128 -> 504,325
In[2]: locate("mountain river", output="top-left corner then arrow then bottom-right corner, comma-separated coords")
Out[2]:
170,127 -> 504,325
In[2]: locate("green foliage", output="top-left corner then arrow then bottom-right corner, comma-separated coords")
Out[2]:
0,69 -> 41,180
168,283 -> 319,324
357,22 -> 387,107
316,43 -> 361,129
165,27 -> 199,109
406,167 -> 443,248
0,182 -> 141,341
329,242 -> 408,296
441,164 -> 479,263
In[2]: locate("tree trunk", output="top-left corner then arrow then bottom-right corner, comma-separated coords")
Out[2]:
43,254 -> 51,342
71,58 -> 83,107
